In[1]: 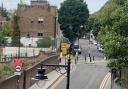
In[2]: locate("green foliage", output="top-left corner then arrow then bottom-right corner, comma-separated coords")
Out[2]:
0,6 -> 10,21
37,37 -> 53,48
11,14 -> 20,47
58,0 -> 89,42
1,64 -> 15,76
1,23 -> 11,36
90,0 -> 128,69
0,32 -> 7,46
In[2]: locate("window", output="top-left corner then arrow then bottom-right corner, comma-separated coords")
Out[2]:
27,33 -> 30,38
37,33 -> 43,37
31,19 -> 34,23
38,18 -> 44,23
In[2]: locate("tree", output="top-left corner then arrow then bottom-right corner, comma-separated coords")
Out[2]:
0,6 -> 10,21
11,13 -> 20,47
37,37 -> 53,48
90,0 -> 128,87
1,23 -> 11,36
58,0 -> 89,43
0,32 -> 7,46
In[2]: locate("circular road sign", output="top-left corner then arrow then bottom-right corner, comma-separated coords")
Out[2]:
15,65 -> 21,72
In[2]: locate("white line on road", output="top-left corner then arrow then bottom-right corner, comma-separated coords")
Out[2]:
99,72 -> 111,89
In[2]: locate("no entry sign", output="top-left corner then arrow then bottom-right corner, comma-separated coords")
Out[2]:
15,65 -> 21,75
15,65 -> 21,72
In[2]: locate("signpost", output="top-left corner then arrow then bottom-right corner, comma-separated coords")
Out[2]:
12,58 -> 22,76
15,65 -> 21,75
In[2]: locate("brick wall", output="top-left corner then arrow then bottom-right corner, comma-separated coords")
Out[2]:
17,3 -> 57,38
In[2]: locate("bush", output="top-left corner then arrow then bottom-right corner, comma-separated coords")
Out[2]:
1,64 -> 15,76
37,37 -> 53,48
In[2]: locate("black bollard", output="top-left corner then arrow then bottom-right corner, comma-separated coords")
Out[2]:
75,58 -> 77,64
90,56 -> 91,62
59,57 -> 61,62
93,56 -> 94,61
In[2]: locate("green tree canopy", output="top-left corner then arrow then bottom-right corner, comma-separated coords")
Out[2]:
58,0 -> 89,43
0,6 -> 10,21
90,0 -> 128,69
1,23 -> 11,36
11,13 -> 20,47
0,32 -> 7,46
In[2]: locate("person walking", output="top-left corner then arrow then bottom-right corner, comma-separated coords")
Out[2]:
59,51 -> 63,62
76,51 -> 79,61
85,54 -> 86,63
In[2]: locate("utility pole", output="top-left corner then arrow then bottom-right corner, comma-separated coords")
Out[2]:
54,16 -> 57,50
66,58 -> 71,89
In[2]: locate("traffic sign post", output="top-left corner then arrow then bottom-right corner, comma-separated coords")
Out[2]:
15,65 -> 21,72
15,65 -> 21,76
12,58 -> 22,76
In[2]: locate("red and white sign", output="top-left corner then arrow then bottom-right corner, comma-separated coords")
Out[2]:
15,65 -> 21,72
12,58 -> 22,66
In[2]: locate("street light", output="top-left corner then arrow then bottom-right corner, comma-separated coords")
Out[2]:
33,57 -> 71,89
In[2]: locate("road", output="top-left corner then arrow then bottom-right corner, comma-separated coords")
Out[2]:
55,39 -> 108,89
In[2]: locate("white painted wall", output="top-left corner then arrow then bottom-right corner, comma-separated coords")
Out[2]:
6,37 -> 41,47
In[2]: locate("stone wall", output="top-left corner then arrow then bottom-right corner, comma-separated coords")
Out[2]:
0,55 -> 59,89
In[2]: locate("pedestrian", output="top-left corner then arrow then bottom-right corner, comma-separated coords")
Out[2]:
76,51 -> 78,61
75,52 -> 78,64
89,54 -> 91,62
59,51 -> 63,62
85,54 -> 86,62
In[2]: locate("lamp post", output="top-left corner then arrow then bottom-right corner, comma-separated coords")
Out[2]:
33,57 -> 71,89
54,16 -> 57,51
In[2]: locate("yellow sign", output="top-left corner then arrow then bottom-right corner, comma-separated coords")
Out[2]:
61,43 -> 68,55
61,48 -> 67,55
61,43 -> 68,48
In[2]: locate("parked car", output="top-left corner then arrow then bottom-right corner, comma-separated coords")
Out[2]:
72,45 -> 82,55
98,47 -> 104,53
93,41 -> 97,45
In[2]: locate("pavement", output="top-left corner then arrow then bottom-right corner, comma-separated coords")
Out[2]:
29,71 -> 62,89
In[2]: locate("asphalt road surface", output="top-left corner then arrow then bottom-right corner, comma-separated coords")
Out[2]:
55,39 -> 108,89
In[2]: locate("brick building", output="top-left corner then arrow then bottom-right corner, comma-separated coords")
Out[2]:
17,0 -> 57,38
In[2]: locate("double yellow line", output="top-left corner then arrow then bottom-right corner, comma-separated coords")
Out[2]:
99,72 -> 111,89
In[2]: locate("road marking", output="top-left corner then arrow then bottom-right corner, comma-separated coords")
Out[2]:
48,64 -> 77,89
99,72 -> 111,89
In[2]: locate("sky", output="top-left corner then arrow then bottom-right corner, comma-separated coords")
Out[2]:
0,0 -> 108,14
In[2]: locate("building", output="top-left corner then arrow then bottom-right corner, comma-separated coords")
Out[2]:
17,0 -> 57,38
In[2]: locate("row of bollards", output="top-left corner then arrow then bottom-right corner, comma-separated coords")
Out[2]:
58,52 -> 95,64
85,54 -> 95,63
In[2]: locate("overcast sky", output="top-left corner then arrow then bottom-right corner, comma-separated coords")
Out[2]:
0,0 -> 108,14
